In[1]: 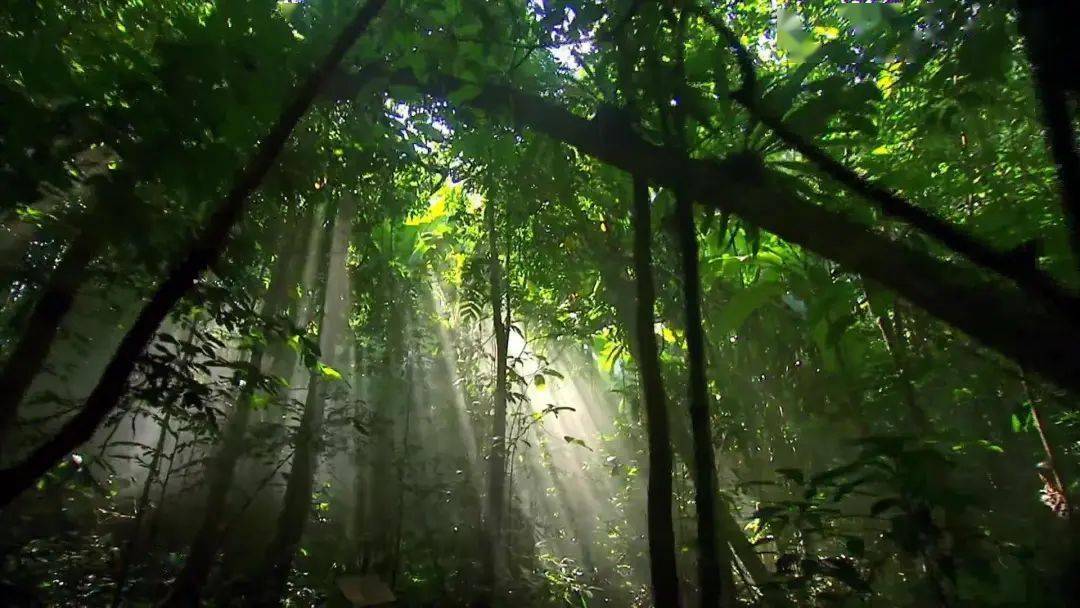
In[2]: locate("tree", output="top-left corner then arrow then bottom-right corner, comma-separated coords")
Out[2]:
4,2 -> 1080,607
251,194 -> 352,607
481,190 -> 510,599
630,175 -> 681,608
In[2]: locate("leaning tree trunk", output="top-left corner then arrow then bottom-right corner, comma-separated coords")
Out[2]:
0,221 -> 103,448
160,202 -> 307,608
630,175 -> 682,608
481,193 -> 510,602
250,194 -> 352,608
0,0 -> 387,509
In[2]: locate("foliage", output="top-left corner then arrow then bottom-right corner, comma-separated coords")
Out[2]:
1,1 -> 1078,607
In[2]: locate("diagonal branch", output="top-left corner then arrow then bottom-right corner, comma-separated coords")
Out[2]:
349,67 -> 1080,394
0,0 -> 388,509
698,6 -> 1080,320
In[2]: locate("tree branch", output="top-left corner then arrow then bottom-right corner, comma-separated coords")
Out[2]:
0,0 -> 389,509
357,68 -> 1080,395
700,6 -> 1080,319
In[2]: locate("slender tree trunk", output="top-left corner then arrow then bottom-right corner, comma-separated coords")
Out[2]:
389,336 -> 415,587
599,218 -> 788,606
871,299 -> 930,433
0,0 -> 387,508
251,195 -> 351,607
366,268 -> 404,579
1022,376 -> 1071,515
352,344 -> 369,570
160,356 -> 260,607
160,203 -> 307,608
263,202 -> 319,408
111,409 -> 172,607
146,423 -> 183,557
674,188 -> 731,608
630,175 -> 681,608
482,194 -> 510,600
113,325 -> 199,605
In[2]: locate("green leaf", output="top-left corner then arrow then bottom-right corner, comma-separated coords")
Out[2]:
448,84 -> 482,105
563,435 -> 592,451
251,393 -> 271,410
870,497 -> 903,517
319,363 -> 343,381
837,4 -> 889,38
714,282 -> 784,336
776,8 -> 819,63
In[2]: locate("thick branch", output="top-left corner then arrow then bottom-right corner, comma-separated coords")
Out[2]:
699,6 -> 1080,318
0,227 -> 102,445
0,0 -> 388,509
363,69 -> 1080,394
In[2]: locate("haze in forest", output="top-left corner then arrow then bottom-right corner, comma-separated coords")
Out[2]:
2,1 -> 1080,608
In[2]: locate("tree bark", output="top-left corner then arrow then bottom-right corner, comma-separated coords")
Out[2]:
250,194 -> 351,607
673,187 -> 731,608
111,409 -> 172,607
630,175 -> 682,608
160,353 -> 262,608
1018,0 -> 1080,270
481,193 -> 510,600
595,210 -> 789,607
0,0 -> 387,509
160,203 -> 307,608
365,266 -> 404,580
0,226 -> 102,447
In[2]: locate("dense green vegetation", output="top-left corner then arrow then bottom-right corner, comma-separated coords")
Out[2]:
2,1 -> 1079,606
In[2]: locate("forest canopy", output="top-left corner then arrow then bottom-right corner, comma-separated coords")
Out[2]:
2,1 -> 1080,607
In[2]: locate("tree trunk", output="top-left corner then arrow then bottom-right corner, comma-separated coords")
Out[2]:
481,193 -> 510,601
160,203 -> 308,608
366,268 -> 404,580
389,331 -> 415,586
111,408 -> 172,607
1017,0 -> 1080,269
351,344 -> 370,570
867,286 -> 931,434
674,188 -> 731,608
160,354 -> 261,607
0,225 -> 102,447
250,194 -> 351,607
263,201 -> 320,415
597,209 -> 788,606
630,175 -> 682,608
0,0 -> 387,508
